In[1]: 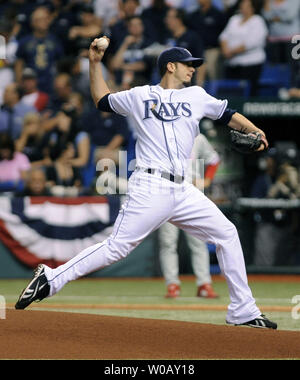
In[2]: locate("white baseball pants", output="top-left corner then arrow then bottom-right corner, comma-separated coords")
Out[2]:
43,170 -> 261,324
159,222 -> 212,286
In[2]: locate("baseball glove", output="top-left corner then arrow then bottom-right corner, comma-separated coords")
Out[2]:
230,130 -> 267,154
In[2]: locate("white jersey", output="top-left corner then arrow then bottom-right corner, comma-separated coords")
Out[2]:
108,84 -> 227,177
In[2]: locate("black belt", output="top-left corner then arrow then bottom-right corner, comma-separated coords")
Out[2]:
144,168 -> 184,184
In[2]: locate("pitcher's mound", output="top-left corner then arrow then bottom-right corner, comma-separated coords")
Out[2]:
1,309 -> 300,359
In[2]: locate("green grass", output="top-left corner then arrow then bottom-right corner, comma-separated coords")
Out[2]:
1,276 -> 300,331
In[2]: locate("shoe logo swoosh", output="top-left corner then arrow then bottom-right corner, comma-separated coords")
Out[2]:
31,280 -> 40,299
22,280 -> 40,300
21,289 -> 34,299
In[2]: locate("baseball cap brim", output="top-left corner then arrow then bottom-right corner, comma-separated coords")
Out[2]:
22,68 -> 37,79
178,57 -> 204,67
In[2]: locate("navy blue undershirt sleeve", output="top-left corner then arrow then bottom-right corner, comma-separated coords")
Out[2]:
97,94 -> 115,113
216,108 -> 237,125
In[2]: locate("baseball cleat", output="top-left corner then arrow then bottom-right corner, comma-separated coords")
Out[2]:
15,264 -> 50,310
197,284 -> 219,299
165,284 -> 180,298
227,314 -> 277,330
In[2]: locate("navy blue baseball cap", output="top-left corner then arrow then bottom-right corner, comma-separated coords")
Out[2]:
157,47 -> 204,72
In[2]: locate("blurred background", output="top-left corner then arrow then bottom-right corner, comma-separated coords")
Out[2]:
0,0 -> 300,278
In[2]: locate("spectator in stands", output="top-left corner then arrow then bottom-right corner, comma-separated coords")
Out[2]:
219,0 -> 268,96
15,112 -> 48,166
68,3 -> 102,57
107,0 -> 141,56
51,104 -> 88,163
0,132 -> 31,192
251,145 -> 300,199
164,7 -> 206,85
0,0 -> 36,40
14,6 -> 64,94
48,142 -> 83,189
251,154 -> 277,198
49,72 -> 73,113
0,82 -> 35,140
47,0 -> 77,56
17,167 -> 52,196
42,73 -> 73,130
110,16 -> 154,89
93,0 -> 120,32
92,111 -> 131,166
20,68 -> 49,112
188,0 -> 227,80
68,90 -> 131,188
57,56 -> 92,101
262,0 -> 300,64
64,93 -> 91,171
120,0 -> 143,19
222,0 -> 242,19
141,0 -> 170,44
267,162 -> 300,199
251,150 -> 300,266
39,95 -> 90,187
17,94 -> 90,180
0,19 -> 18,105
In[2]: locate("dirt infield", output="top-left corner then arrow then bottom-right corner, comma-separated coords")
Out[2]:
1,310 -> 300,359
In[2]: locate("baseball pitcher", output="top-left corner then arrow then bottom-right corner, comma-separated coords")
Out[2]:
15,38 -> 277,329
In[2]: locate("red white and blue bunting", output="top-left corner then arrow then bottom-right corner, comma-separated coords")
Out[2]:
0,196 -> 121,268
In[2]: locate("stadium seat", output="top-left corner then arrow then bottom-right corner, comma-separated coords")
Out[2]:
81,144 -> 96,188
205,79 -> 251,98
0,180 -> 24,193
258,63 -> 291,96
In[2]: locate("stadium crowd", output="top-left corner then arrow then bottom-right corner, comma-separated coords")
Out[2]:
0,0 -> 299,198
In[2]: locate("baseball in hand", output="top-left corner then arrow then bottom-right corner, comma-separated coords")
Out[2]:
96,37 -> 109,51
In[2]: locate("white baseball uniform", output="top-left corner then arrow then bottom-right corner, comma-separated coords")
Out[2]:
159,134 -> 220,287
43,84 -> 261,324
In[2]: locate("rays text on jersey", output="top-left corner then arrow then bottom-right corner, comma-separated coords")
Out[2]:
143,99 -> 192,122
